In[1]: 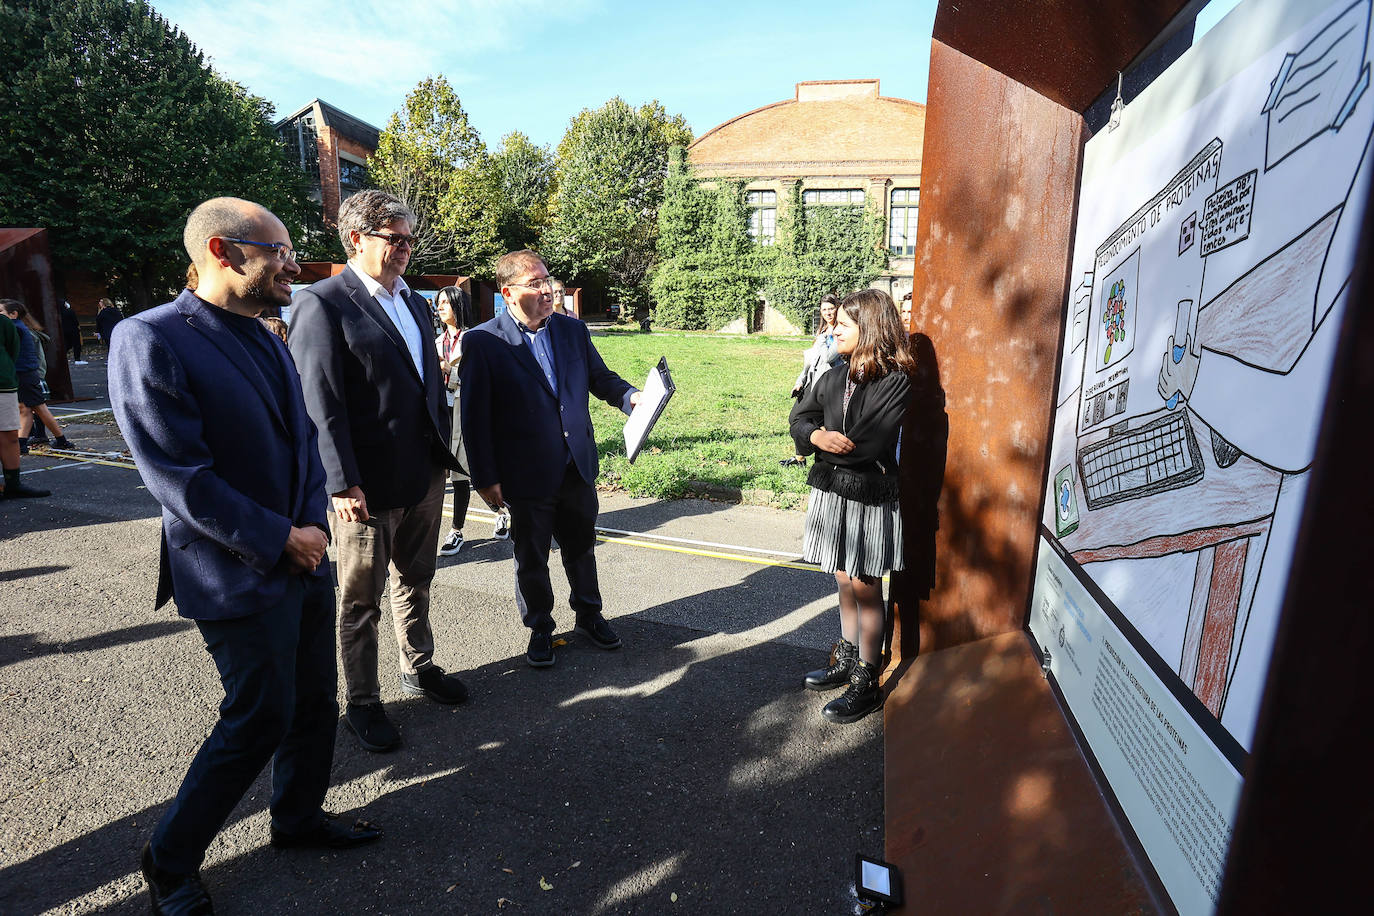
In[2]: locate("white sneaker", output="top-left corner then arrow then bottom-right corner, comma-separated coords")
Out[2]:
439,530 -> 463,556
493,509 -> 511,540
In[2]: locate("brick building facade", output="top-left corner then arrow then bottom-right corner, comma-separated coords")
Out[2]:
688,79 -> 925,304
276,99 -> 380,224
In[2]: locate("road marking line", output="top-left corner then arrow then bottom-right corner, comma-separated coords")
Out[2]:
444,507 -> 825,573
21,460 -> 92,475
48,407 -> 112,418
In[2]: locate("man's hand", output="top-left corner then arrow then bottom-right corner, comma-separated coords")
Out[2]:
811,428 -> 856,455
630,391 -> 642,407
332,485 -> 369,523
284,525 -> 329,573
478,483 -> 505,511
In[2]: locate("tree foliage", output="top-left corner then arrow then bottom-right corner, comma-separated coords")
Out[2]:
368,76 -> 506,276
0,0 -> 314,310
543,98 -> 692,308
651,154 -> 887,330
489,131 -> 555,253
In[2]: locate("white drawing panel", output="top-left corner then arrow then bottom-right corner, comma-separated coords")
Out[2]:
1040,0 -> 1372,757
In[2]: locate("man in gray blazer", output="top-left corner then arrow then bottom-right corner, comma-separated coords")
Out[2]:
289,190 -> 465,754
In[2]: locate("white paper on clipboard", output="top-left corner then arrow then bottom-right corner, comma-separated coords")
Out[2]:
623,357 -> 675,463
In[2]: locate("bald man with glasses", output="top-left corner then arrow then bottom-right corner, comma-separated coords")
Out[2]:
289,189 -> 465,755
111,197 -> 382,915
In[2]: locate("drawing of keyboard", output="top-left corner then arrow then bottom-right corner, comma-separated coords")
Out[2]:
1076,412 -> 1205,510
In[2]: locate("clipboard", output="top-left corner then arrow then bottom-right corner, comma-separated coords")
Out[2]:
623,357 -> 675,463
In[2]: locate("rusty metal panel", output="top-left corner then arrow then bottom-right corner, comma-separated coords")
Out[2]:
933,0 -> 1194,113
885,632 -> 1156,913
890,40 -> 1085,658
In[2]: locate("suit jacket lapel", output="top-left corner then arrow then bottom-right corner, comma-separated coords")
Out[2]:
344,268 -> 425,388
178,293 -> 287,435
496,312 -> 556,398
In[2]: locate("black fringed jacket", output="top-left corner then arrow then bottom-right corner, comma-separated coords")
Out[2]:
788,363 -> 911,505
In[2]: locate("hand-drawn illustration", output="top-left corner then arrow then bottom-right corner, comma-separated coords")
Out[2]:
1043,0 -> 1373,752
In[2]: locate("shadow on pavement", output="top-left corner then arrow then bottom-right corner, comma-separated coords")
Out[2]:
4,599 -> 878,914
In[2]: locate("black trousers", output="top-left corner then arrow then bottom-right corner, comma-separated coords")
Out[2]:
507,463 -> 602,634
149,574 -> 337,874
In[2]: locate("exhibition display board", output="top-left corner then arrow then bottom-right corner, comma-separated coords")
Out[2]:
1027,0 -> 1373,911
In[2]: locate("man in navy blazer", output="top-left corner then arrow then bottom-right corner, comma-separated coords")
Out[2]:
289,190 -> 466,754
460,250 -> 639,667
110,198 -> 380,916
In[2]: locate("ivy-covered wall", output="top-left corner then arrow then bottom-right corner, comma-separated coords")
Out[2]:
651,148 -> 887,331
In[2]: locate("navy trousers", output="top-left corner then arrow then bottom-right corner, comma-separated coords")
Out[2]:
507,463 -> 602,634
149,574 -> 337,874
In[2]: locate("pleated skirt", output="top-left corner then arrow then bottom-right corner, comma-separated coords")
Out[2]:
803,487 -> 905,578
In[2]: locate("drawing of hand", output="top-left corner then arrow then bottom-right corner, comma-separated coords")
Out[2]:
1157,334 -> 1200,408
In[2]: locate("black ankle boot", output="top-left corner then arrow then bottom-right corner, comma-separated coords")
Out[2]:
822,660 -> 882,724
804,638 -> 857,691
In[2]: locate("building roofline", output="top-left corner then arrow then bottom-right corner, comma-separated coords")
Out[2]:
688,83 -> 926,151
274,98 -> 382,147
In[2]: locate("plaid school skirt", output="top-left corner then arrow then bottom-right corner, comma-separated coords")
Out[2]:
802,486 -> 904,578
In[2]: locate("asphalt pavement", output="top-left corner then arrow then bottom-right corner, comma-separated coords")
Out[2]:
0,356 -> 883,915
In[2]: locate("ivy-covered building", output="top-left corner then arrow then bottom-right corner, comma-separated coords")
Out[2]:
275,99 -> 380,225
674,79 -> 925,330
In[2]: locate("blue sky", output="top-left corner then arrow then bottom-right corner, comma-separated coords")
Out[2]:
152,0 -> 940,150
153,0 -> 1245,152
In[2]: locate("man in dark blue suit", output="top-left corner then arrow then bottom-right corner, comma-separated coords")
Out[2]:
111,198 -> 380,916
460,250 -> 640,667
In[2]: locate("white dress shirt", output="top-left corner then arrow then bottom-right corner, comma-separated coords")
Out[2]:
348,262 -> 426,382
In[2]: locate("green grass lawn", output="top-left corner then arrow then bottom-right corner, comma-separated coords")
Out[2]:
586,329 -> 813,507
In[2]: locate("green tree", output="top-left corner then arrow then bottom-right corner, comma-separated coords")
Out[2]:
544,98 -> 692,309
369,76 -> 503,276
0,0 -> 313,310
488,131 -> 554,253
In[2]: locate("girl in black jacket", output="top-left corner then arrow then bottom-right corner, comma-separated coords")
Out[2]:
788,289 -> 914,723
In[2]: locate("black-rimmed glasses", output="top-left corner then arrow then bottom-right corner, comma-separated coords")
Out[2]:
365,230 -> 417,248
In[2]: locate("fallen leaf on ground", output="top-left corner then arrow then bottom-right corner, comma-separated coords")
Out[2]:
502,868 -> 514,874
570,861 -> 581,869
671,892 -> 678,902
539,876 -> 553,891
553,638 -> 568,647
446,885 -> 456,893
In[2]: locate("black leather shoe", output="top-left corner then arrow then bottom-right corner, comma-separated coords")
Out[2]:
400,666 -> 468,705
823,660 -> 883,724
526,630 -> 555,667
344,702 -> 401,752
141,842 -> 214,915
574,615 -> 622,650
270,812 -> 382,849
805,639 -> 858,691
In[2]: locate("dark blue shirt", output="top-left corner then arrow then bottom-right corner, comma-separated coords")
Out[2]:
12,320 -> 39,374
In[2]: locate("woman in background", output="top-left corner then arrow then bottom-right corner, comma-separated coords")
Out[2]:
782,294 -> 842,468
435,286 -> 477,555
1,300 -> 72,452
788,289 -> 914,724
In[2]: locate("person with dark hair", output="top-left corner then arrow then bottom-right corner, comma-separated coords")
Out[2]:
782,294 -> 842,467
95,297 -> 123,346
259,316 -> 288,343
435,285 -> 477,555
0,309 -> 49,499
460,249 -> 640,668
789,288 -> 915,724
1,300 -> 72,451
59,301 -> 85,365
289,189 -> 467,754
111,196 -> 382,915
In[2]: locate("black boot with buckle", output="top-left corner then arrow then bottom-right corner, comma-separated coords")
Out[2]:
804,638 -> 858,691
822,660 -> 882,724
